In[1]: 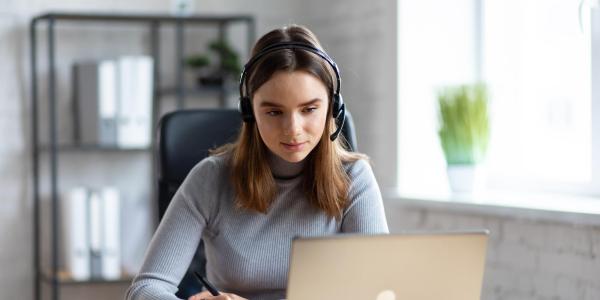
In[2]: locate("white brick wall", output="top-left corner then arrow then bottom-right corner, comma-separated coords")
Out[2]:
385,200 -> 600,300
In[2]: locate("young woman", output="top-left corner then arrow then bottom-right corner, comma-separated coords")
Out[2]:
126,25 -> 388,300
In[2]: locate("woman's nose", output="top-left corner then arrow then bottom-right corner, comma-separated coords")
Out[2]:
282,112 -> 302,136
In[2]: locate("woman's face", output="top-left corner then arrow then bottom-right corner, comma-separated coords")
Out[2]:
252,70 -> 329,163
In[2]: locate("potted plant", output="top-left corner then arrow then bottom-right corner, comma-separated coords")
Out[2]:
437,83 -> 490,193
185,39 -> 241,87
185,54 -> 212,85
208,39 -> 242,78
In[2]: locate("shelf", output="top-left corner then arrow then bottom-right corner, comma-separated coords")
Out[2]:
30,11 -> 255,300
41,270 -> 134,285
33,12 -> 253,24
158,85 -> 237,97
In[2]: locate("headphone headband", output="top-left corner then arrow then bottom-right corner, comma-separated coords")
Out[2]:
239,42 -> 341,98
238,41 -> 345,141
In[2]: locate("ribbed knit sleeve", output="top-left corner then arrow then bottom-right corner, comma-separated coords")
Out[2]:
125,158 -> 218,300
341,159 -> 389,233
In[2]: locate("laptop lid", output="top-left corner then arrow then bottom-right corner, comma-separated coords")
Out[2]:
286,230 -> 489,300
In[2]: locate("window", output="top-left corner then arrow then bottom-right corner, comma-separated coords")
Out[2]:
397,0 -> 600,196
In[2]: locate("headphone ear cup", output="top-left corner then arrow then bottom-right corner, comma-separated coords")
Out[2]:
329,102 -> 346,141
328,93 -> 346,141
239,97 -> 255,122
332,93 -> 344,118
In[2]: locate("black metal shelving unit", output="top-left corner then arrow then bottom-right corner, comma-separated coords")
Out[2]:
30,12 -> 255,300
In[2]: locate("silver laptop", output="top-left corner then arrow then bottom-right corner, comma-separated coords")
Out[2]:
286,230 -> 489,300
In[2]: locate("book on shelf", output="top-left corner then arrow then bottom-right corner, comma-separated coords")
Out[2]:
74,56 -> 154,149
61,186 -> 122,281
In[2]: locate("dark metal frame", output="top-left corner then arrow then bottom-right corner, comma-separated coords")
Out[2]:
30,12 -> 255,300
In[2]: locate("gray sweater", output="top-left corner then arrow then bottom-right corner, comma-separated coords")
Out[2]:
126,153 -> 389,300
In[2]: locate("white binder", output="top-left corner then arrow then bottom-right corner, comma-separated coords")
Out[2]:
88,191 -> 102,278
100,187 -> 121,279
61,187 -> 90,280
116,56 -> 154,149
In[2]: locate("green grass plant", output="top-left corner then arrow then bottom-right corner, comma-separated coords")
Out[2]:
437,83 -> 490,165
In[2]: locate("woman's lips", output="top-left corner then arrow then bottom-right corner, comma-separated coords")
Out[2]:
281,141 -> 307,151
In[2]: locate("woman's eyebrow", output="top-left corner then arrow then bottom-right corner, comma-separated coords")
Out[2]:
298,99 -> 323,107
259,98 -> 323,108
259,100 -> 283,108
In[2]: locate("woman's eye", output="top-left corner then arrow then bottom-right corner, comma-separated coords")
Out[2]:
266,110 -> 281,116
303,107 -> 318,113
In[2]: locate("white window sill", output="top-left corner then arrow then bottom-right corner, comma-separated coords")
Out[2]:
383,188 -> 600,226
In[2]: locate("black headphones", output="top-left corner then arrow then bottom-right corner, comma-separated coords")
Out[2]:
238,42 -> 346,141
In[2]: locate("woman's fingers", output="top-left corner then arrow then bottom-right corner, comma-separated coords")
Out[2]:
188,290 -> 212,300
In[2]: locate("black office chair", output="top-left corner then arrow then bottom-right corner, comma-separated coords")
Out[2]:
156,108 -> 357,298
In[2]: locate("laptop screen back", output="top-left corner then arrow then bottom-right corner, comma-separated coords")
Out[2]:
286,231 -> 489,300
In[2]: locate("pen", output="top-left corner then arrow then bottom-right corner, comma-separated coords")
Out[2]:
194,272 -> 221,296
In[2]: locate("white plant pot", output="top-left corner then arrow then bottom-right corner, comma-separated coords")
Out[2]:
446,164 -> 484,194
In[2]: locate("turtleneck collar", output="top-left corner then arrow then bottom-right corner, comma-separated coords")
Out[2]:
267,151 -> 306,180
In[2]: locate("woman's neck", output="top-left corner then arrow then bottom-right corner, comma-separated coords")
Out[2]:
267,151 -> 305,180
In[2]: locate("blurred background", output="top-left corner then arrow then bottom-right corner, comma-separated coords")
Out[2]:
0,0 -> 598,299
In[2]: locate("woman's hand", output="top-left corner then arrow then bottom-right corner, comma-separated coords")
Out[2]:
188,291 -> 248,300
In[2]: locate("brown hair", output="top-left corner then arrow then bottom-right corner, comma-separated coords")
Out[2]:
213,25 -> 366,219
